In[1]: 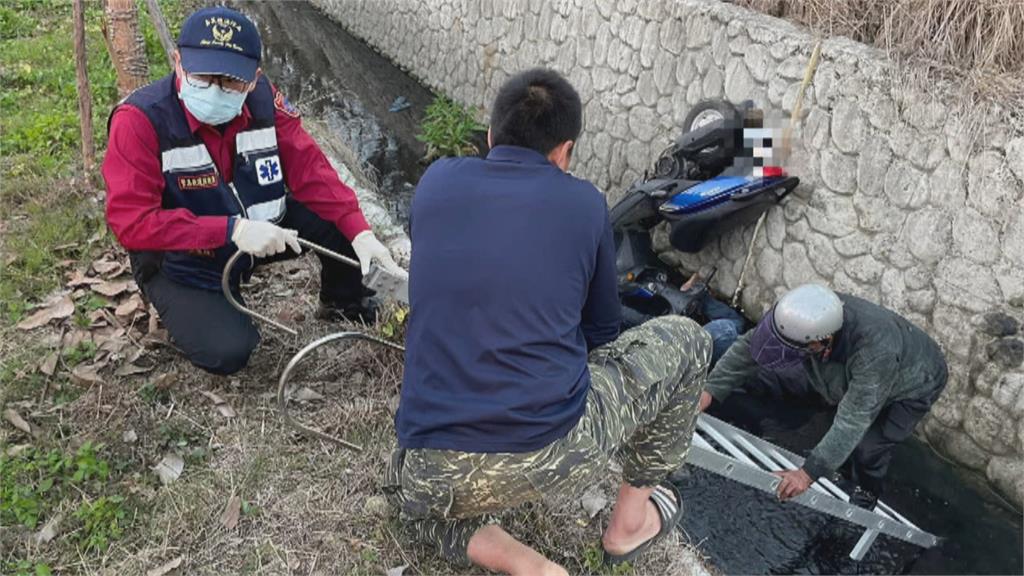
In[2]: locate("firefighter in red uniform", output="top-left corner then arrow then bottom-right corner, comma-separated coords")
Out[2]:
102,6 -> 406,375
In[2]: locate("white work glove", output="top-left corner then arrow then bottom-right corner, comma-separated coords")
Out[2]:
351,230 -> 408,279
231,218 -> 301,258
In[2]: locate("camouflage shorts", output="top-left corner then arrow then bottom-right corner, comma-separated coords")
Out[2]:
383,315 -> 712,565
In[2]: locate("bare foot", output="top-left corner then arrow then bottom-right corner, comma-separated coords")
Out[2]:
467,524 -> 569,576
535,562 -> 569,576
602,498 -> 662,556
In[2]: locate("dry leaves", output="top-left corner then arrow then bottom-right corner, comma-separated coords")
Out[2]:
92,280 -> 132,298
115,363 -> 154,377
220,495 -> 242,530
6,444 -> 31,457
17,295 -> 74,330
92,258 -> 126,277
275,307 -> 306,325
97,333 -> 128,355
39,353 -> 59,376
115,293 -> 145,317
291,387 -> 324,402
87,309 -> 109,327
200,390 -> 237,418
148,305 -> 159,332
67,270 -> 103,287
71,364 -> 103,386
35,512 -> 63,544
142,328 -> 169,348
150,372 -> 175,391
153,453 -> 184,485
62,330 -> 88,350
146,556 -> 184,576
3,408 -> 37,437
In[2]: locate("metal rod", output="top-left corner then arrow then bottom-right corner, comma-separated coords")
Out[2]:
731,433 -> 783,472
765,446 -> 835,497
692,431 -> 717,452
850,529 -> 880,561
295,237 -> 362,269
277,331 -> 405,452
221,238 -> 362,335
696,417 -> 760,468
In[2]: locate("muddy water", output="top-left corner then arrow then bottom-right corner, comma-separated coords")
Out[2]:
234,2 -> 1023,574
236,0 -> 435,228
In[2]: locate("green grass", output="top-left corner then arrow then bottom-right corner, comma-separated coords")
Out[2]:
73,495 -> 128,553
416,95 -> 486,160
6,560 -> 53,576
0,0 -> 186,325
63,340 -> 97,367
1,442 -> 132,571
1,442 -> 117,520
582,543 -> 635,575
0,0 -> 180,169
1,202 -> 108,323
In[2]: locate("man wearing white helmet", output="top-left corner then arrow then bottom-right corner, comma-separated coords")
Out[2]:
699,284 -> 948,507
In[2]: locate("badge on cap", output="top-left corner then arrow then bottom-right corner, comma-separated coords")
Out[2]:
274,91 -> 300,118
202,16 -> 244,53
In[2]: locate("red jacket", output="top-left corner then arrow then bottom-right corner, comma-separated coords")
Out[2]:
102,79 -> 370,252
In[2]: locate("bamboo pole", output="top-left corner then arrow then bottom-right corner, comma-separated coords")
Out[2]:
142,0 -> 176,69
72,0 -> 95,174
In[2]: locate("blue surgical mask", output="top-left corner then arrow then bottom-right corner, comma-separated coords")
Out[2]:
178,80 -> 247,126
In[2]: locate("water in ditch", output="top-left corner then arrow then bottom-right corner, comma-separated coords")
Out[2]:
236,2 -> 1024,573
680,396 -> 1023,574
236,0 -> 435,230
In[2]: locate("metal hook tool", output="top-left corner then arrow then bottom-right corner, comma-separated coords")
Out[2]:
220,237 -> 408,335
220,238 -> 409,451
277,331 -> 405,452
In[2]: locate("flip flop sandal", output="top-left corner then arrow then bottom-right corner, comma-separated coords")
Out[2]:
603,482 -> 685,566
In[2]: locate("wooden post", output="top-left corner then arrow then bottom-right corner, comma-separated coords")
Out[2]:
72,0 -> 95,174
103,0 -> 149,97
142,0 -> 176,69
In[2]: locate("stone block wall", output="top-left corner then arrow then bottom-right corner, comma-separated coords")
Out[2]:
310,0 -> 1024,506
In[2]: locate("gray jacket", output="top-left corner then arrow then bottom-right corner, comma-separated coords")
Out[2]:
705,294 -> 948,478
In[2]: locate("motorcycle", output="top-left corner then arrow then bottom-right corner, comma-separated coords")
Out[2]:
611,99 -> 800,329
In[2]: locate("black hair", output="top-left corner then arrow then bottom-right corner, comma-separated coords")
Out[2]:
489,68 -> 582,156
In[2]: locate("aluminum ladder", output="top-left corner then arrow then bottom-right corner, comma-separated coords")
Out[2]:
687,413 -> 940,560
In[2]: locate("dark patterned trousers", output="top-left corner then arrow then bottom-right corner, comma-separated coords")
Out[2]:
384,316 -> 712,564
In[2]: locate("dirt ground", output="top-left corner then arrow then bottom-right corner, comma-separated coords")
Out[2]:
0,240 -> 714,575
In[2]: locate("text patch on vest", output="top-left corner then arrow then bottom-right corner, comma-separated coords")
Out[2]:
177,171 -> 218,190
255,155 -> 283,186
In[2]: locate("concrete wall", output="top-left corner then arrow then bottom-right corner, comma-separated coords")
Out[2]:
310,0 -> 1024,506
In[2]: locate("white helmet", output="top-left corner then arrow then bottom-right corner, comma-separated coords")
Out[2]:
772,284 -> 844,345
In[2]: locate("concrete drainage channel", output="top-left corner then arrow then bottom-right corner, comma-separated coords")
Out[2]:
235,2 -> 1024,574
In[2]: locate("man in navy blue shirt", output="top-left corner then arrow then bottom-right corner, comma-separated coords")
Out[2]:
388,69 -> 712,575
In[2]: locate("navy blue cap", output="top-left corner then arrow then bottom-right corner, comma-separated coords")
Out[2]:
177,7 -> 261,82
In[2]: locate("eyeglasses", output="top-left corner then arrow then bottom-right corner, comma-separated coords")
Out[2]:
183,73 -> 252,95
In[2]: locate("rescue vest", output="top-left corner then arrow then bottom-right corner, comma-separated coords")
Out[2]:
110,73 -> 287,291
